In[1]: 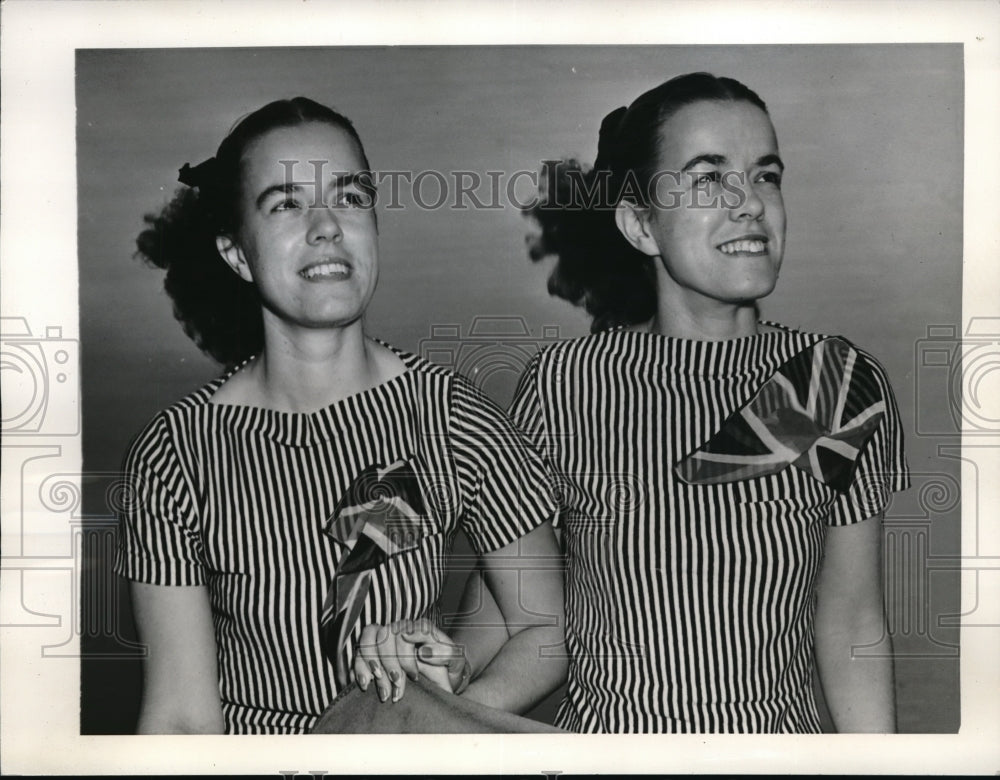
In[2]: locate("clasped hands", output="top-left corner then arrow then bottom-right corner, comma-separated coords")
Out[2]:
352,618 -> 471,703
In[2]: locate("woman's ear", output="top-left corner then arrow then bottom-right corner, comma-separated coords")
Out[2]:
614,200 -> 660,258
215,235 -> 254,283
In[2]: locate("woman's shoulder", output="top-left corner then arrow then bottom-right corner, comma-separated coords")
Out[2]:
125,374 -> 227,455
529,326 -> 638,370
369,338 -> 453,382
158,374 -> 229,420
763,321 -> 898,396
764,319 -> 887,358
369,337 -> 504,417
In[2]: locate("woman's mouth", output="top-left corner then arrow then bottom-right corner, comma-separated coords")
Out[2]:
717,238 -> 768,256
300,260 -> 351,280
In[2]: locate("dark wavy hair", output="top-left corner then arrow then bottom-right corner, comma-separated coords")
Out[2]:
135,97 -> 371,366
525,72 -> 769,332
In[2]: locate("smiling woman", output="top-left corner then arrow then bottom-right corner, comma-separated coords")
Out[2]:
525,72 -> 909,733
215,124 -> 380,337
114,97 -> 566,734
627,100 -> 787,317
427,72 -> 912,734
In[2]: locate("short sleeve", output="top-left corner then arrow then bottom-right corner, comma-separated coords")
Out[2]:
826,350 -> 911,526
449,374 -> 557,555
114,413 -> 207,585
508,351 -> 548,453
508,350 -> 567,529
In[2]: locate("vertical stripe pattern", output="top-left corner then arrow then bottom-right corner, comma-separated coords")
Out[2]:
508,323 -> 909,733
115,346 -> 555,734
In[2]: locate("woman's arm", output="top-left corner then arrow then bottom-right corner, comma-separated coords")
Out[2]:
448,524 -> 563,675
813,513 -> 896,733
356,520 -> 566,713
449,563 -> 510,676
459,519 -> 566,713
131,582 -> 224,734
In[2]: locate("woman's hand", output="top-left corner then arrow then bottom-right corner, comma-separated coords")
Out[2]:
352,618 -> 470,703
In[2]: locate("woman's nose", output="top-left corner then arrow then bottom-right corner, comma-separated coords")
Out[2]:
307,204 -> 343,243
728,177 -> 766,222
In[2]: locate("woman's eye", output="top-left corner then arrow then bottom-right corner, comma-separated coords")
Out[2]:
333,190 -> 375,209
272,198 -> 303,212
757,171 -> 783,187
690,171 -> 721,186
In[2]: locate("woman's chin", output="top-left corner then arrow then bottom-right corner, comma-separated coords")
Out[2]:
729,275 -> 779,304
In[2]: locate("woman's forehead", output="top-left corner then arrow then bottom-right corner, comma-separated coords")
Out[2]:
657,100 -> 778,165
241,122 -> 366,181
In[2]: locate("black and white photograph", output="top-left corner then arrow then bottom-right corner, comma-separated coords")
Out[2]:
1,1 -> 998,775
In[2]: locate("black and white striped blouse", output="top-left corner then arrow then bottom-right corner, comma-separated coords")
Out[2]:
114,346 -> 556,734
508,324 -> 909,733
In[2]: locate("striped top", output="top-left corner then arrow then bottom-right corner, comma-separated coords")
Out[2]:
508,324 -> 909,733
114,346 -> 555,734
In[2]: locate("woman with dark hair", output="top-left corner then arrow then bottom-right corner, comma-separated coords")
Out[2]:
519,72 -> 909,733
389,72 -> 909,733
115,97 -> 565,734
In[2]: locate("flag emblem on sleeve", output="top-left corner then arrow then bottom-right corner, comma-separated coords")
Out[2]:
319,458 -> 435,689
676,338 -> 885,492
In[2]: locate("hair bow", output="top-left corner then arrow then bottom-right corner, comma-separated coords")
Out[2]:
177,156 -> 219,188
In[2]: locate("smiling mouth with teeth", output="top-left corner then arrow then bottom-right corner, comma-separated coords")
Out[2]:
300,261 -> 351,280
718,238 -> 768,255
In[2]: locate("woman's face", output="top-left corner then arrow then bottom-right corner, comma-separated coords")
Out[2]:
218,121 -> 379,333
639,99 -> 786,310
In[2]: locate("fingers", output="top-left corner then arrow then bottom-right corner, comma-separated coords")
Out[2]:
350,620 -> 466,702
418,657 -> 454,692
387,622 -> 421,703
393,619 -> 420,684
394,618 -> 462,693
411,624 -> 470,695
371,624 -> 407,703
448,653 -> 473,695
351,621 -> 423,703
416,640 -> 465,671
416,642 -> 471,694
400,617 -> 456,659
403,619 -> 466,673
399,616 -> 444,641
353,624 -> 387,700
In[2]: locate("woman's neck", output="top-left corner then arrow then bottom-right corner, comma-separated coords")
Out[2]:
645,265 -> 762,340
649,291 -> 761,341
219,318 -> 405,412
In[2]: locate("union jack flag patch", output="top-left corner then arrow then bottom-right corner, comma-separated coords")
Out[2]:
320,457 -> 435,689
675,338 -> 885,492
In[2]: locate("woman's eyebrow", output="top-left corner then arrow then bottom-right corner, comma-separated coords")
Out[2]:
679,153 -> 785,173
254,171 -> 375,209
255,182 -> 301,209
680,153 -> 727,172
756,153 -> 785,171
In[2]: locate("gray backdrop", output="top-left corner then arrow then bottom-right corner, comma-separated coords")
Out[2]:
77,45 -> 962,733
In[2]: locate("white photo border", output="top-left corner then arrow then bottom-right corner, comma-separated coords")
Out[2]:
1,0 -> 998,774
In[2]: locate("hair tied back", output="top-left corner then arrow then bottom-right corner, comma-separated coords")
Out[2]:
595,105 -> 628,169
178,157 -> 219,189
